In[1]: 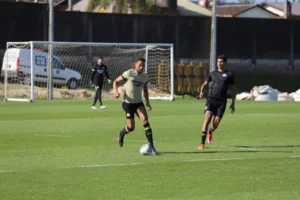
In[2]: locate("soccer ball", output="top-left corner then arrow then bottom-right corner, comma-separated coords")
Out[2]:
139,144 -> 153,155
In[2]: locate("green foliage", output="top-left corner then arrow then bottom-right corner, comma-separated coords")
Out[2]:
86,0 -> 154,14
86,0 -> 113,12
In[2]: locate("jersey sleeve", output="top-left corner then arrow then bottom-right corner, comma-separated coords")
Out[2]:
91,66 -> 96,81
145,74 -> 149,84
122,70 -> 130,80
104,65 -> 110,79
206,73 -> 212,82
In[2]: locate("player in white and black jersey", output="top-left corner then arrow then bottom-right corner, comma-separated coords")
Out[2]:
113,58 -> 159,155
198,55 -> 236,149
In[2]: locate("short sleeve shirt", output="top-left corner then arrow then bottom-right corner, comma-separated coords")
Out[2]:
122,69 -> 149,103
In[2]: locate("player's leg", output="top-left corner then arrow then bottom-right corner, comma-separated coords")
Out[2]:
97,85 -> 105,108
199,102 -> 215,149
207,101 -> 226,144
118,102 -> 135,147
136,104 -> 159,155
91,86 -> 99,109
212,116 -> 222,131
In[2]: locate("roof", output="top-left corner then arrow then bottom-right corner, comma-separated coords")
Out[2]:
216,4 -> 256,17
232,4 -> 279,17
177,0 -> 212,16
260,2 -> 300,16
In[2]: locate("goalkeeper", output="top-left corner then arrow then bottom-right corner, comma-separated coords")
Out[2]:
91,57 -> 111,109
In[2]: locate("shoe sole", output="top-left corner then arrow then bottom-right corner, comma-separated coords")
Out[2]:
151,152 -> 160,156
207,134 -> 213,144
118,136 -> 124,147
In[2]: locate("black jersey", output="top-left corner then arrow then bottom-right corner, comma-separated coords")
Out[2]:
91,64 -> 110,86
207,70 -> 235,101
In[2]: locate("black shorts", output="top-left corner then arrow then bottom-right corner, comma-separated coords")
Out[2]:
122,102 -> 145,119
204,98 -> 227,118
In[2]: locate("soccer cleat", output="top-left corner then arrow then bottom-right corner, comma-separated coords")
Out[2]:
118,133 -> 124,147
207,133 -> 213,144
100,105 -> 106,109
91,106 -> 97,110
198,144 -> 205,149
151,149 -> 160,156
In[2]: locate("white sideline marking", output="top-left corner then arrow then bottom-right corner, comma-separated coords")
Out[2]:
77,163 -> 143,168
242,113 -> 300,117
235,147 -> 259,151
0,116 -> 180,124
0,118 -> 111,123
186,158 -> 245,162
0,170 -> 14,173
289,155 -> 300,158
116,140 -> 157,143
125,140 -> 148,143
216,146 -> 261,151
34,134 -> 71,138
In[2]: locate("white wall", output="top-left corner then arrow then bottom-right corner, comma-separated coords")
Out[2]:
236,7 -> 277,18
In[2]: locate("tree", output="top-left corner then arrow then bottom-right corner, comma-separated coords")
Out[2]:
117,0 -> 152,14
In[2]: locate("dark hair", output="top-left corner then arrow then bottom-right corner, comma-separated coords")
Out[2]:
137,58 -> 145,62
217,55 -> 227,63
98,56 -> 103,60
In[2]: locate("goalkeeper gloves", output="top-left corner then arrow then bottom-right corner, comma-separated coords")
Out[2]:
90,80 -> 94,87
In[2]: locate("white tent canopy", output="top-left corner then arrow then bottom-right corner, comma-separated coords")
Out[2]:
252,85 -> 278,101
236,85 -> 300,101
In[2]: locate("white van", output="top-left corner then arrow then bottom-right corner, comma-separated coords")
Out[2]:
1,48 -> 82,89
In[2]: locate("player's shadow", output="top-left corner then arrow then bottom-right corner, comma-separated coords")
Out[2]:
160,144 -> 300,154
160,150 -> 293,154
232,145 -> 300,148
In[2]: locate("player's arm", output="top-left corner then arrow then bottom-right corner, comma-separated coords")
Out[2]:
113,75 -> 125,98
90,67 -> 96,85
104,66 -> 111,83
229,74 -> 236,113
199,81 -> 208,99
230,84 -> 236,113
143,83 -> 152,111
199,73 -> 212,99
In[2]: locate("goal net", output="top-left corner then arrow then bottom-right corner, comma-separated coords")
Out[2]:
2,41 -> 174,102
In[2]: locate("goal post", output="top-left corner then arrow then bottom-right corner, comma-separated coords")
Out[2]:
3,41 -> 34,102
2,41 -> 174,102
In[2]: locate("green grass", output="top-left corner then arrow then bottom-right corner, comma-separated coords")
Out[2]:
0,99 -> 300,200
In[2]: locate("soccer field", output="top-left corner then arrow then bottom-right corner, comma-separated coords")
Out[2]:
0,99 -> 300,200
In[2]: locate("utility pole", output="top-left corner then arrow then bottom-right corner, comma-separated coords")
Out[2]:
48,0 -> 54,100
210,0 -> 217,72
284,0 -> 290,19
68,0 -> 73,11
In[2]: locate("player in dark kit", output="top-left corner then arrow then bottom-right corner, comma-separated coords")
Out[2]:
198,55 -> 236,149
91,57 -> 111,109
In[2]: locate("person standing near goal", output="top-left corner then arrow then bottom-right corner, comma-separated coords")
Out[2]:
91,57 -> 111,109
113,58 -> 159,155
198,55 -> 236,149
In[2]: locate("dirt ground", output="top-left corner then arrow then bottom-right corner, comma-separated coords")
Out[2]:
0,83 -> 169,100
